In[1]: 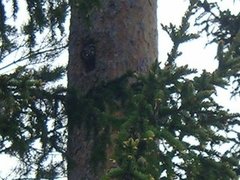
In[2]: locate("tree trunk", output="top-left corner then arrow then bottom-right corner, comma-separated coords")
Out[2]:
67,0 -> 157,179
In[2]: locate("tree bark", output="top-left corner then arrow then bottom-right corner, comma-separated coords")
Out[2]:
67,0 -> 157,179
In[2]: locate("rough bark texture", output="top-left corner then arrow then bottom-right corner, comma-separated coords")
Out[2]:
67,0 -> 157,179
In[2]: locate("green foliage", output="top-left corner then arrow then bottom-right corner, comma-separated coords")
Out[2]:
97,57 -> 239,179
0,65 -> 67,178
102,3 -> 240,179
0,0 -> 240,179
0,0 -> 69,47
194,0 -> 240,95
0,0 -> 69,75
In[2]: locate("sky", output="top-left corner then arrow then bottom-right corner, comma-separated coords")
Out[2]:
0,0 -> 240,179
158,0 -> 240,113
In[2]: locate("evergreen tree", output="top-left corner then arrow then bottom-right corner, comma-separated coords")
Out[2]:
0,0 -> 239,179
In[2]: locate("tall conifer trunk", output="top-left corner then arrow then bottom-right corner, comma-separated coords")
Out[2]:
67,0 -> 157,179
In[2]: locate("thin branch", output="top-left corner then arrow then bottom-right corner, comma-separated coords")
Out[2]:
0,44 -> 68,72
